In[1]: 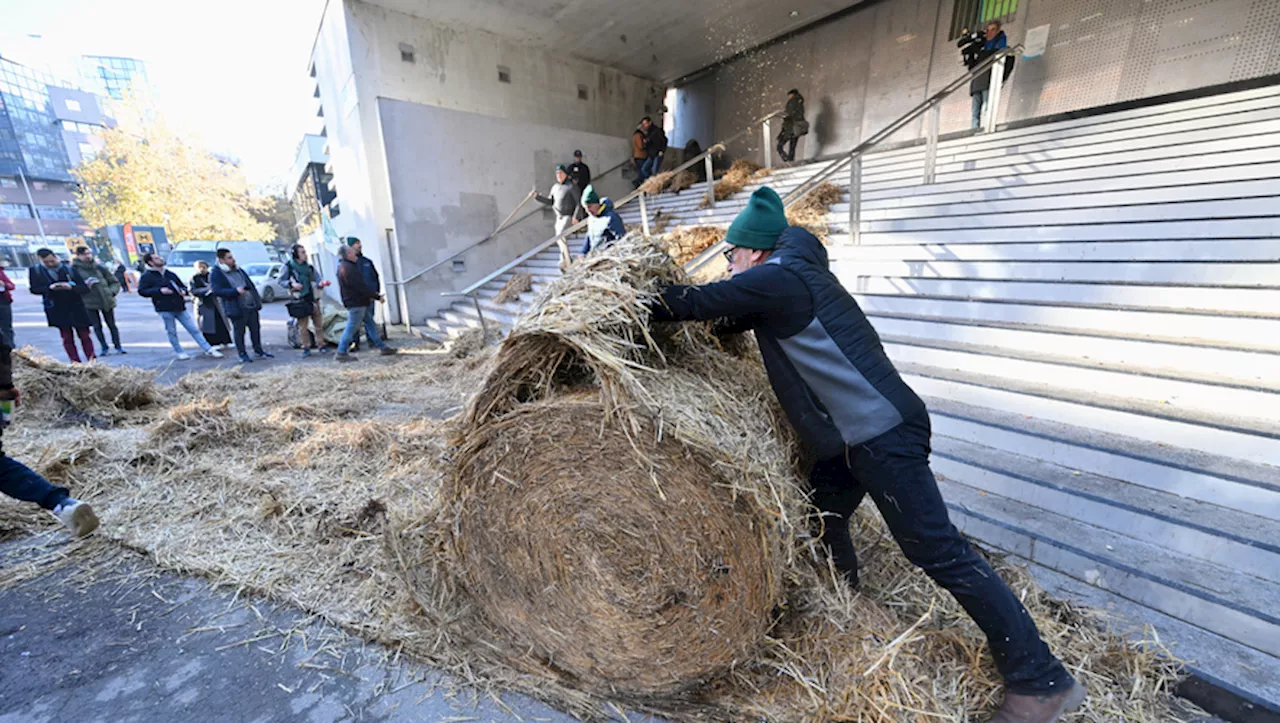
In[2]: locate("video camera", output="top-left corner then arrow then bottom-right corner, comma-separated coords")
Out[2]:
957,29 -> 987,68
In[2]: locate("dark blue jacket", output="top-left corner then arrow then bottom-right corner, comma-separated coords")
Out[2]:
210,265 -> 262,319
970,31 -> 1010,94
581,199 -> 626,255
652,226 -> 925,460
137,269 -> 189,313
356,253 -> 380,297
29,263 -> 92,330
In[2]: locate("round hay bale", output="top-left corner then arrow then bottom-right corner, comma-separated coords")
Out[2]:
448,395 -> 780,697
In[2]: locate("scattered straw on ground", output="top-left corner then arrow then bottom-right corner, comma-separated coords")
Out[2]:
703,159 -> 772,206
0,240 -> 1201,722
640,170 -> 698,196
492,271 -> 532,305
786,182 -> 844,241
661,225 -> 726,266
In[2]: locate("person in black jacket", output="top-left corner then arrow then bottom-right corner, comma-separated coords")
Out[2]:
641,119 -> 668,182
968,20 -> 1010,129
567,150 -> 591,191
777,89 -> 807,162
334,241 -> 395,362
189,260 -> 233,349
211,249 -> 272,363
0,341 -> 99,537
28,249 -> 96,363
137,253 -> 224,360
648,187 -> 1085,723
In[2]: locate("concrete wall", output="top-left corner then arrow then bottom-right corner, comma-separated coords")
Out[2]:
378,97 -> 631,321
685,0 -> 1280,162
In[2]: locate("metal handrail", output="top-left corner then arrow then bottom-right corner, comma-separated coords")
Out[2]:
446,108 -> 784,300
684,44 -> 1024,276
387,155 -> 635,288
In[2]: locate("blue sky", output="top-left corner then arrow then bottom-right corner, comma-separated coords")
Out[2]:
0,0 -> 325,190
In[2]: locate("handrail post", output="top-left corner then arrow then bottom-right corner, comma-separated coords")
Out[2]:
762,117 -> 773,169
639,191 -> 651,236
923,103 -> 941,185
704,153 -> 715,208
985,56 -> 1007,134
849,155 -> 862,245
471,294 -> 488,338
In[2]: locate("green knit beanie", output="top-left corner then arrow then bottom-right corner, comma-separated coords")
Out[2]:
581,184 -> 601,207
724,187 -> 788,250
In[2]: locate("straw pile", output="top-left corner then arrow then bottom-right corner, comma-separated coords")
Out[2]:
492,271 -> 533,304
703,159 -> 771,206
786,182 -> 844,242
640,170 -> 698,196
0,241 -> 1202,721
661,225 -> 726,266
13,350 -> 157,424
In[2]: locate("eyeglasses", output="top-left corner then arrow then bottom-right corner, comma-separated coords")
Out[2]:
722,246 -> 738,264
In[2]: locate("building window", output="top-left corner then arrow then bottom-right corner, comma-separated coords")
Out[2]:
578,84 -> 589,100
0,179 -> 16,188
36,205 -> 82,220
0,203 -> 32,218
31,181 -> 46,191
65,98 -> 81,112
399,43 -> 415,63
497,66 -> 511,84
950,0 -> 1017,40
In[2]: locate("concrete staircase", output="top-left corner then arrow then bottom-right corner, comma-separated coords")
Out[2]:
827,82 -> 1280,714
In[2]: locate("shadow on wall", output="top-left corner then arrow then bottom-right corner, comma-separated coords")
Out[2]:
813,96 -> 838,157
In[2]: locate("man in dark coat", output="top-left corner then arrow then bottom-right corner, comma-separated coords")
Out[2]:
28,249 -> 96,363
777,89 -> 807,162
0,340 -> 99,536
641,119 -> 668,182
211,248 -> 272,364
567,150 -> 591,192
969,20 -> 1009,129
137,253 -> 224,361
334,239 -> 395,362
647,187 -> 1086,723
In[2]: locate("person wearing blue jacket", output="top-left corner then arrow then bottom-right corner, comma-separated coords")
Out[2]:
579,185 -> 625,255
211,249 -> 273,363
648,187 -> 1085,723
970,20 -> 1009,129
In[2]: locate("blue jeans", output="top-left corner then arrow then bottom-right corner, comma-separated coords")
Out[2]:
0,455 -> 68,510
337,305 -> 385,354
972,90 -> 988,129
158,309 -> 212,353
810,411 -> 1071,694
640,155 -> 662,183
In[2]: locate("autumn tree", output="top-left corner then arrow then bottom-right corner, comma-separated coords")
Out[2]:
74,112 -> 274,242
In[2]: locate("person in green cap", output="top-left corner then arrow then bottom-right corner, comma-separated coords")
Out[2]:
579,185 -> 626,255
648,186 -> 1085,723
534,164 -> 582,236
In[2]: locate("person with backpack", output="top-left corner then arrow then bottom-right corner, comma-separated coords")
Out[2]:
277,244 -> 332,357
28,249 -> 95,363
71,246 -> 126,356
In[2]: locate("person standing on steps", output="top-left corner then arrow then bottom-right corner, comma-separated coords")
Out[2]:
969,20 -> 1009,130
567,150 -> 591,192
335,241 -> 396,362
777,89 -> 807,163
137,253 -> 224,361
189,260 -> 232,350
535,164 -> 582,237
0,340 -> 99,537
580,185 -> 626,255
277,244 -> 332,357
29,249 -> 95,363
646,187 -> 1087,723
211,249 -> 273,364
72,246 -> 126,356
631,119 -> 649,188
642,116 -> 668,184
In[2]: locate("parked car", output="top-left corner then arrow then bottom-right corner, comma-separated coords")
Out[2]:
246,262 -> 286,302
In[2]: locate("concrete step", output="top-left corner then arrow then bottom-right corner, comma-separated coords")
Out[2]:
866,312 -> 1280,387
940,480 -> 1280,658
842,216 -> 1280,246
866,82 -> 1280,165
924,396 -> 1280,521
931,435 -> 1280,583
846,276 -> 1280,315
850,292 -> 1280,349
839,259 -> 1280,286
830,239 -> 1280,263
883,336 -> 1280,425
902,360 -> 1280,467
1025,562 -> 1280,718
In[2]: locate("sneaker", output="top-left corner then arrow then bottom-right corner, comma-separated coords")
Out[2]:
255,351 -> 274,359
301,348 -> 311,358
991,681 -> 1086,723
98,348 -> 113,357
176,352 -> 193,361
238,354 -> 253,363
379,347 -> 398,356
317,346 -> 332,353
205,348 -> 225,359
335,353 -> 357,363
115,347 -> 127,355
52,499 -> 100,538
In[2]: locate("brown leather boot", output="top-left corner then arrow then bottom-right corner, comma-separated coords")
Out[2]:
989,681 -> 1086,723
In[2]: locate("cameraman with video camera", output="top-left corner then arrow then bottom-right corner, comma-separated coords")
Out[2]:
960,20 -> 1008,130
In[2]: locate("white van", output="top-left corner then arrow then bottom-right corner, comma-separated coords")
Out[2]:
167,241 -> 273,286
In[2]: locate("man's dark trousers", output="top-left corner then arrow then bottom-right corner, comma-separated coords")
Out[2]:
231,308 -> 264,357
810,410 -> 1072,695
1,455 -> 68,510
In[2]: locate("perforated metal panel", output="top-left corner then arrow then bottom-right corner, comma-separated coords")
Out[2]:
1231,0 -> 1280,80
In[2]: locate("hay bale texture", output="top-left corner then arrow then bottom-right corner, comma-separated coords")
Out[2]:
439,235 -> 803,700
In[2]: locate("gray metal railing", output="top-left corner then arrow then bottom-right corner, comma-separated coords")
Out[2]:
434,108 -> 786,332
684,44 -> 1023,276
